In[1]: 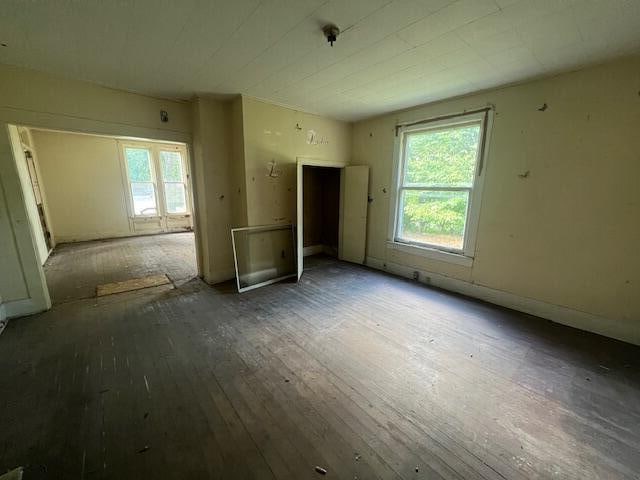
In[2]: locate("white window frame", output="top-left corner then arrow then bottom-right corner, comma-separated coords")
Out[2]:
122,143 -> 160,218
120,141 -> 192,219
157,145 -> 191,216
388,109 -> 493,266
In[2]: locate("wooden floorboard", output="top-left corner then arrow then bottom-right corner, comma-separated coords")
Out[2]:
1,254 -> 639,479
43,232 -> 197,304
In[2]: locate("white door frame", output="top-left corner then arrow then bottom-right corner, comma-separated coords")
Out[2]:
296,157 -> 347,280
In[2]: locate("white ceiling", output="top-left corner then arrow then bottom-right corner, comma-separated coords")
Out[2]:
1,0 -> 639,121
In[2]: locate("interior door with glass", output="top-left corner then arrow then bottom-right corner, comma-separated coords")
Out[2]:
122,142 -> 192,234
158,146 -> 192,231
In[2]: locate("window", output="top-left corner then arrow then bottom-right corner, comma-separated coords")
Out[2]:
125,147 -> 158,216
392,110 -> 489,259
122,142 -> 191,219
159,150 -> 188,214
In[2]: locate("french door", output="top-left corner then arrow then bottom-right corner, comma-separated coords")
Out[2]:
120,141 -> 192,234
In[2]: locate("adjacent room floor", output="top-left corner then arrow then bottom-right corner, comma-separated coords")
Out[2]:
43,232 -> 197,304
1,257 -> 639,479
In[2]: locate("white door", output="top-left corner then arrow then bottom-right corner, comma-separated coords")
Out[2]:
296,161 -> 304,280
340,165 -> 369,264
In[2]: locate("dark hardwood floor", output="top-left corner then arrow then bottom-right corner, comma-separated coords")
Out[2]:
1,256 -> 639,479
43,232 -> 197,304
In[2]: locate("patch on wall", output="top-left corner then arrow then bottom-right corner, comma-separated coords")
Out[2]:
267,160 -> 282,178
306,129 -> 328,145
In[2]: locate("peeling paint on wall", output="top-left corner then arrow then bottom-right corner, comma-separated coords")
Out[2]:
306,129 -> 329,145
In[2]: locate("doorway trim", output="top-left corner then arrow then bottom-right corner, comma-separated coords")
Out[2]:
296,157 -> 348,280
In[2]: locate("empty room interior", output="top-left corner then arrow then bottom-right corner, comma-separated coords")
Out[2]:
0,1 -> 638,479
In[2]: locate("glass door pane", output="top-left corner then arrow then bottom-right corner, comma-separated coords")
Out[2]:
125,147 -> 158,216
130,183 -> 158,215
159,150 -> 188,214
164,183 -> 187,213
159,151 -> 183,182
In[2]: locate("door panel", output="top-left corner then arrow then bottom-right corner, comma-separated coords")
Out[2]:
124,147 -> 159,216
340,166 -> 369,264
296,162 -> 303,280
159,148 -> 191,230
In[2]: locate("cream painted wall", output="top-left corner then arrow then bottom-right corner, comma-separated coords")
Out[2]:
230,97 -> 248,228
241,97 -> 352,226
0,64 -> 191,318
352,56 -> 640,345
190,97 -> 237,284
30,130 -> 131,243
238,97 -> 352,282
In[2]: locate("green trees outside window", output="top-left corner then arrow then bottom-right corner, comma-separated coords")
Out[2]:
397,122 -> 481,251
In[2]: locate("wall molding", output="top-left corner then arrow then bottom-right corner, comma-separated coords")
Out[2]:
365,256 -> 639,346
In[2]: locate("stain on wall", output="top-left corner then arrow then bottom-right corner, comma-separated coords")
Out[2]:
241,97 -> 351,227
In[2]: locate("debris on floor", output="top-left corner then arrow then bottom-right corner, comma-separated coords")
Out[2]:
96,274 -> 172,297
315,466 -> 327,475
137,445 -> 150,454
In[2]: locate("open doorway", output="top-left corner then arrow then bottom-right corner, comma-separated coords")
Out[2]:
296,159 -> 369,280
9,125 -> 199,304
302,165 -> 340,268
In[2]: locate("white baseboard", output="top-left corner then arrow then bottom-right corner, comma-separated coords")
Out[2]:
365,256 -> 639,346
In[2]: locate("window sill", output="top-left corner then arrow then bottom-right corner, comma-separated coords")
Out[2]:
386,241 -> 473,267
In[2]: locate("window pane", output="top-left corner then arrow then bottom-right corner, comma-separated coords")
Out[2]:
398,190 -> 468,250
160,151 -> 184,182
404,123 -> 480,187
131,182 -> 157,215
125,148 -> 153,182
164,183 -> 187,213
